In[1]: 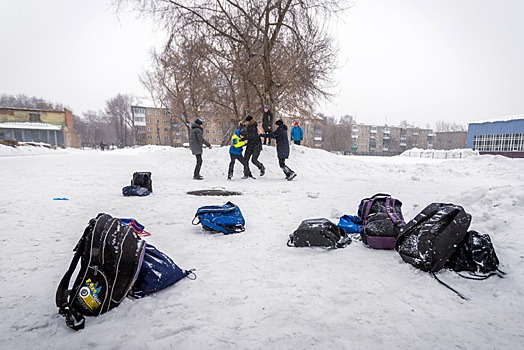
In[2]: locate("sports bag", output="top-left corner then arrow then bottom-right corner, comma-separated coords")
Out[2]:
192,201 -> 245,234
445,230 -> 505,277
55,213 -> 146,331
358,193 -> 405,249
288,218 -> 351,248
395,203 -> 471,273
131,171 -> 153,192
337,214 -> 363,234
122,185 -> 151,197
130,243 -> 195,298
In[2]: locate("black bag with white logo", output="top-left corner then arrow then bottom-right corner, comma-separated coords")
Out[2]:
288,218 -> 351,248
55,213 -> 146,330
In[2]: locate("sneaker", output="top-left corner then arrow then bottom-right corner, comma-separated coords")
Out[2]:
287,172 -> 297,181
193,175 -> 204,180
260,166 -> 265,177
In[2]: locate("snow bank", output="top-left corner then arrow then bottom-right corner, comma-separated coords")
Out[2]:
1,145 -> 523,349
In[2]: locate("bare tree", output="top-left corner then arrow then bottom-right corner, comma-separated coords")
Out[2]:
0,93 -> 65,110
74,110 -> 115,148
114,0 -> 349,119
320,116 -> 352,153
105,94 -> 135,147
435,120 -> 466,132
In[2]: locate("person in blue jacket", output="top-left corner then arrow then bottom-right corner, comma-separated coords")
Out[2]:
228,126 -> 252,180
261,119 -> 297,181
290,121 -> 304,145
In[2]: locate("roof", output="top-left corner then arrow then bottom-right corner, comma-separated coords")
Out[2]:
0,106 -> 65,113
469,114 -> 524,124
0,122 -> 62,130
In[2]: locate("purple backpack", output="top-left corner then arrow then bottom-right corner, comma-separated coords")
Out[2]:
357,193 -> 405,249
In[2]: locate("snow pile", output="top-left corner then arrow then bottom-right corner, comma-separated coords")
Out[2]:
1,145 -> 523,349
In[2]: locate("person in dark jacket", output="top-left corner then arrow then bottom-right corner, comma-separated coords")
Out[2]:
189,118 -> 212,180
261,119 -> 297,181
242,115 -> 265,177
228,126 -> 251,180
262,105 -> 273,146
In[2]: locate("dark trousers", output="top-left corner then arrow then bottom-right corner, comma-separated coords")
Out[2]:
229,153 -> 250,176
263,129 -> 272,145
278,158 -> 294,177
244,146 -> 264,172
293,140 -> 301,145
194,154 -> 203,177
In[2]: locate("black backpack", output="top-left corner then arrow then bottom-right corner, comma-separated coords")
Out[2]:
445,230 -> 504,277
131,171 -> 153,192
287,218 -> 351,248
358,193 -> 405,249
395,203 -> 471,272
56,213 -> 146,330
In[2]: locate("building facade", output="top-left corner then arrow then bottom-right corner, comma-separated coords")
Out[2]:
350,124 -> 434,156
434,131 -> 467,150
0,107 -> 80,147
467,117 -> 524,158
131,105 -> 188,147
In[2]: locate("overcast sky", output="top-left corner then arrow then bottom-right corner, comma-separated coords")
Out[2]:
1,0 -> 523,128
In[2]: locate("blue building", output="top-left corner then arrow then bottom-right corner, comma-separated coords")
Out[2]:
467,116 -> 524,158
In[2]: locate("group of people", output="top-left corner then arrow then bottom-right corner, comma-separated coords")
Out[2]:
189,105 -> 302,181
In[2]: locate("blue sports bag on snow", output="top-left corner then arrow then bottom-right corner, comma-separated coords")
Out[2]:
130,243 -> 194,298
192,201 -> 245,234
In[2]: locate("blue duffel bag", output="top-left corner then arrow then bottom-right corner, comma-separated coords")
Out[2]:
337,214 -> 363,234
130,243 -> 194,298
192,201 -> 245,235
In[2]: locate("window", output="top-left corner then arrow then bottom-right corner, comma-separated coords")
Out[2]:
473,133 -> 524,152
29,113 -> 41,122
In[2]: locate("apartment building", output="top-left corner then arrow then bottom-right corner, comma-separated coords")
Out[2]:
350,124 -> 434,156
131,105 -> 187,146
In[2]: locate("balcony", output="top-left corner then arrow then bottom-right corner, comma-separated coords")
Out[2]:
383,147 -> 389,151
383,128 -> 390,134
370,128 -> 377,134
400,142 -> 407,147
383,134 -> 390,140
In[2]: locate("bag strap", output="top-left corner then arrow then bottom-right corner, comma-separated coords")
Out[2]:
55,224 -> 94,331
455,269 -> 506,280
361,194 -> 391,223
198,218 -> 231,234
385,197 -> 404,227
431,272 -> 468,300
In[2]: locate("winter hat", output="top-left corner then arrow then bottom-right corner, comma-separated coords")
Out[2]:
264,105 -> 269,109
275,119 -> 284,126
244,115 -> 254,122
294,121 -> 299,126
195,118 -> 204,125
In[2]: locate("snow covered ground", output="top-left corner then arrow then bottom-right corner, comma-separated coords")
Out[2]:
1,144 -> 523,349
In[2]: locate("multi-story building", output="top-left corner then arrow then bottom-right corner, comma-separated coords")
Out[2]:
0,107 -> 80,147
467,116 -> 524,158
131,105 -> 188,147
350,124 -> 433,156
